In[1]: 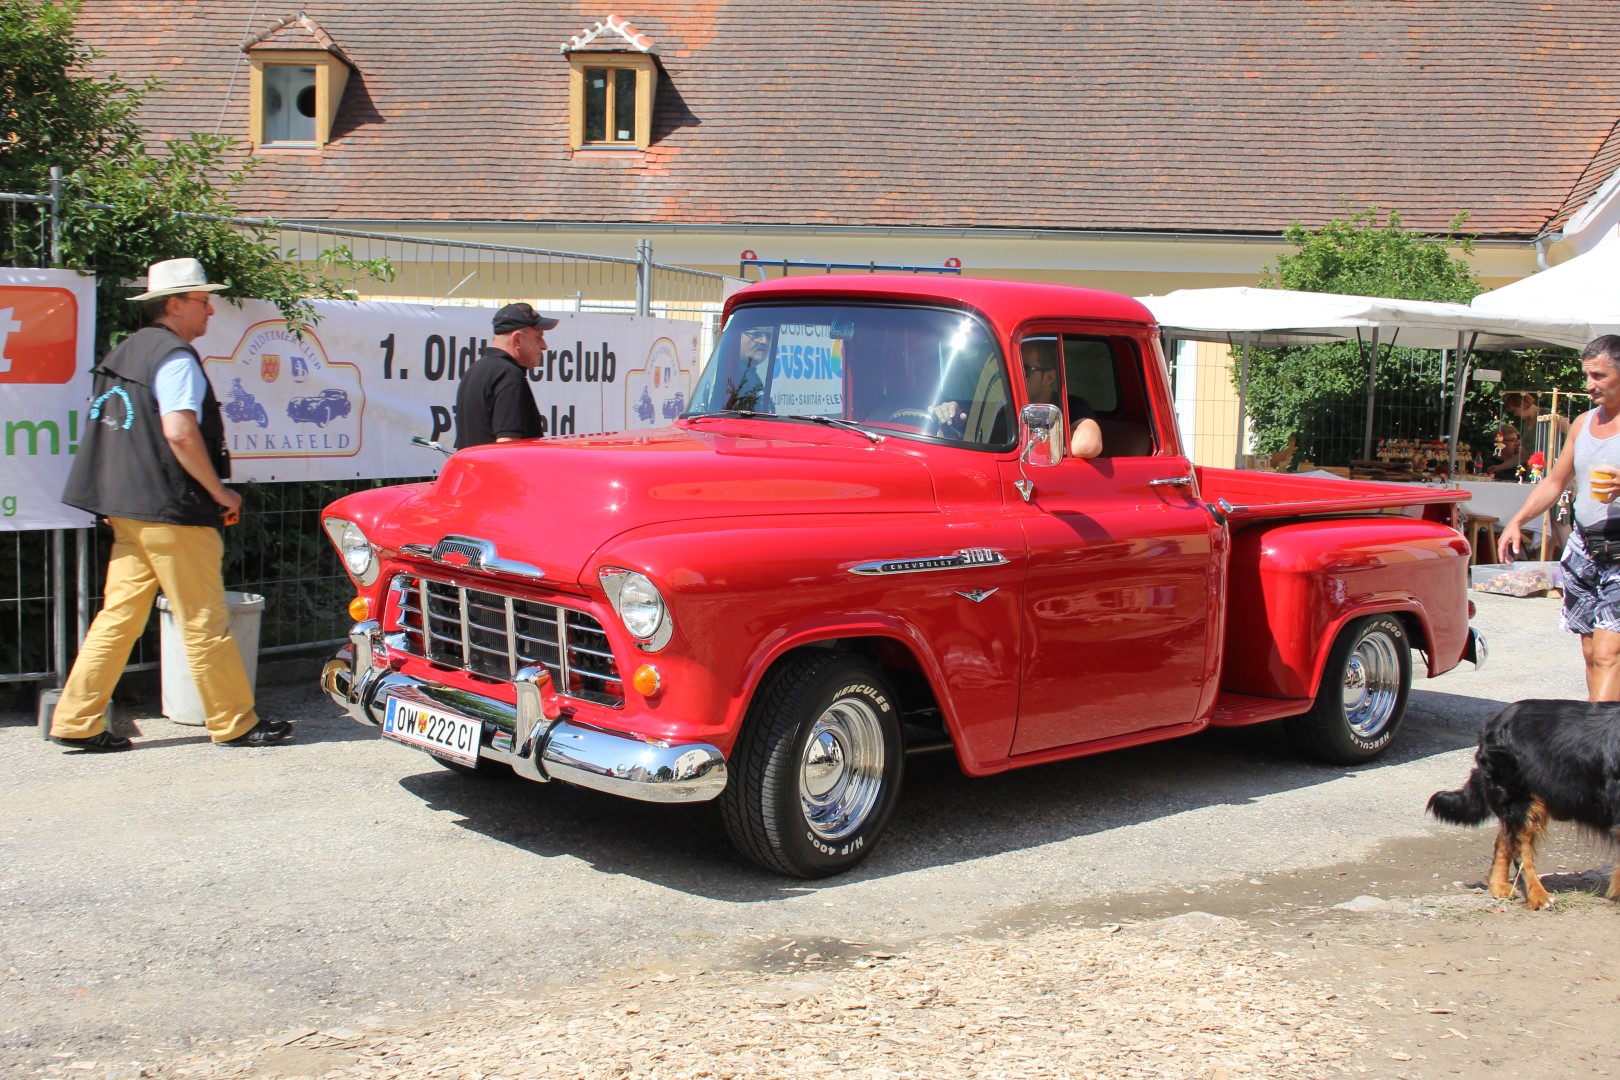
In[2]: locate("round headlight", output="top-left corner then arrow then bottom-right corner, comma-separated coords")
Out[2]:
617,572 -> 666,640
339,521 -> 373,578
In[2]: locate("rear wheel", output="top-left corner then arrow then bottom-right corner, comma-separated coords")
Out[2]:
721,652 -> 904,877
1287,614 -> 1412,764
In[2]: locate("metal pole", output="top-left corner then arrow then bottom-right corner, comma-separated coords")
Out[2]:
1362,326 -> 1379,461
635,239 -> 652,317
77,529 -> 91,645
48,166 -> 62,266
1234,335 -> 1250,469
51,531 -> 67,687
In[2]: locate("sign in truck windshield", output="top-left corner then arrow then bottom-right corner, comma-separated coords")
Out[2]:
767,323 -> 844,416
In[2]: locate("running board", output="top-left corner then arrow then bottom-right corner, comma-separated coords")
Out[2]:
1209,691 -> 1313,727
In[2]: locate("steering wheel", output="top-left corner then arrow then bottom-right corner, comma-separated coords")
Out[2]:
886,407 -> 941,436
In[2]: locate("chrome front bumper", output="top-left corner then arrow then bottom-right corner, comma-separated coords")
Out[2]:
1464,627 -> 1488,669
321,622 -> 726,803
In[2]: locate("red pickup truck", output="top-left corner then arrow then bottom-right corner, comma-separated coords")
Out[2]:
320,276 -> 1484,877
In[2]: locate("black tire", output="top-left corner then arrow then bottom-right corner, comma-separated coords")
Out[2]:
721,652 -> 904,877
1287,614 -> 1412,764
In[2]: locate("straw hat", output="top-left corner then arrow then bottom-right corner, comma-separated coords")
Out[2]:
128,258 -> 228,301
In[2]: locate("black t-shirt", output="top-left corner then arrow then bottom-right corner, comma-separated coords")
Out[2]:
454,346 -> 543,449
1066,394 -> 1097,427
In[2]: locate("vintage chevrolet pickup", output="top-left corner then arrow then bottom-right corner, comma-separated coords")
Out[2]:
320,276 -> 1484,877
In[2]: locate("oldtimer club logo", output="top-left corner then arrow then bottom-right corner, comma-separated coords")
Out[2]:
205,319 -> 364,460
627,335 -> 693,428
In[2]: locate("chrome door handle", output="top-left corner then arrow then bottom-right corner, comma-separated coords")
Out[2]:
1149,474 -> 1195,487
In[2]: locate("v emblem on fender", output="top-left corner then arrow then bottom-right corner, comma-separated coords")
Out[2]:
956,588 -> 998,603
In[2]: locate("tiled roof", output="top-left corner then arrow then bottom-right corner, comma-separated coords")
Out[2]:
72,1 -> 1620,239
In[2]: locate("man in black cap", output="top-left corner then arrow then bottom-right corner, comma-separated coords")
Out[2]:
453,302 -> 560,449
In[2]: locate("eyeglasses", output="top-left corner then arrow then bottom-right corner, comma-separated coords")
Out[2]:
741,329 -> 770,341
1023,364 -> 1055,376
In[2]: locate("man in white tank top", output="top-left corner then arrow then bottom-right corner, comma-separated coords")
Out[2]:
1499,336 -> 1620,700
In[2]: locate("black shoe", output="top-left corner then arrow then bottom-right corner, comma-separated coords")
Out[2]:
215,720 -> 292,747
53,731 -> 133,752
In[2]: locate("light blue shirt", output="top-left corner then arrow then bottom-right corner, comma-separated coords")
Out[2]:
153,349 -> 208,416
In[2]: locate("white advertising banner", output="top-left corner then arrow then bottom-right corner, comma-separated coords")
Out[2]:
191,299 -> 703,482
0,268 -> 96,531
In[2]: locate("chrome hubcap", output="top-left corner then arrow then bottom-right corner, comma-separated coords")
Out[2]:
1341,630 -> 1402,738
799,696 -> 885,842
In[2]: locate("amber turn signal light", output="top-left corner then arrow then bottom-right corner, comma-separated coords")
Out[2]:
348,595 -> 370,622
631,664 -> 662,697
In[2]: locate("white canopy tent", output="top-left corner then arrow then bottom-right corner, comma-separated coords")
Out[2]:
1136,286 -> 1591,471
1470,234 -> 1620,345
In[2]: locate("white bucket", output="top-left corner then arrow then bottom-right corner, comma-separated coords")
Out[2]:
157,591 -> 265,726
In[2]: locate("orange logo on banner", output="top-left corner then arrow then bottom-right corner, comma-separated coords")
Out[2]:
260,353 -> 281,382
0,286 -> 78,384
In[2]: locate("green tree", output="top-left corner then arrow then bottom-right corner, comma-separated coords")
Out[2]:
1242,207 -> 1491,467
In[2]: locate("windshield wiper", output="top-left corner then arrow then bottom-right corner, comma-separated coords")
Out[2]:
685,410 -> 884,443
778,414 -> 885,444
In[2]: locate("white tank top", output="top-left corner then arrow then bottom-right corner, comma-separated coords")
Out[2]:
1573,409 -> 1620,533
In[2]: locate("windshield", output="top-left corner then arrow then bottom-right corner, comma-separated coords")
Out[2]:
686,303 -> 1015,449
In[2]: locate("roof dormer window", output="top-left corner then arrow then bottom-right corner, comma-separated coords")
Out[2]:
263,64 -> 317,144
243,13 -> 351,150
563,15 -> 658,151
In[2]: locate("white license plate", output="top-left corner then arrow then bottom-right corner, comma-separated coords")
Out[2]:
382,696 -> 482,766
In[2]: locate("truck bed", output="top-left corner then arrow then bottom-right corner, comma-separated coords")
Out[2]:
1194,466 -> 1466,524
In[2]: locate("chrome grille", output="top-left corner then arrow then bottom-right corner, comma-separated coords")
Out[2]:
391,573 -> 623,706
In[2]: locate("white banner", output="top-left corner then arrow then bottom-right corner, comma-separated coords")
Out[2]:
192,299 -> 703,482
0,268 -> 96,531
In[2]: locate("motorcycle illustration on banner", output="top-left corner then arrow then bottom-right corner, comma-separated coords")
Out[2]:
221,378 -> 270,428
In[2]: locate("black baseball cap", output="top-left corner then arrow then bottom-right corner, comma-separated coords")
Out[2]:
492,302 -> 559,335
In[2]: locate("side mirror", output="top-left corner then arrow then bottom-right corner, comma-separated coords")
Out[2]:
1020,403 -> 1063,467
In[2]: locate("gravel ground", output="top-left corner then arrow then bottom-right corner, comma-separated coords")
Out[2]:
5,589 -> 1615,1078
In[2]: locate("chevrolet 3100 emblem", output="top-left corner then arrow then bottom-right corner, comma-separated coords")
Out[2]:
848,548 -> 1009,576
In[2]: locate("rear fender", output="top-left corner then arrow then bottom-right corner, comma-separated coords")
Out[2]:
1221,517 -> 1469,699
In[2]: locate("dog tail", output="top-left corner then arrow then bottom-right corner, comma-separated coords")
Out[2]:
1427,769 -> 1492,826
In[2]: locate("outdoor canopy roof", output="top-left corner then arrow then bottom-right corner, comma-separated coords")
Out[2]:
1138,286 -> 1593,351
1470,236 -> 1620,347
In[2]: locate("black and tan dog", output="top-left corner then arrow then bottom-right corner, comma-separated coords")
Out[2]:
1428,699 -> 1620,910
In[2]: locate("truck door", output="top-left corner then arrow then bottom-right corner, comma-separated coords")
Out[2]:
1007,329 -> 1222,756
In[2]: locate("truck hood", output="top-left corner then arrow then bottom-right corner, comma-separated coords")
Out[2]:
370,426 -> 939,585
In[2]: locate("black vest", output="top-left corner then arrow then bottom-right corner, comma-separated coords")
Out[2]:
62,326 -> 230,526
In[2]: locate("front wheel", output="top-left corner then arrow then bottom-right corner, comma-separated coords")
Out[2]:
721,652 -> 904,877
1286,614 -> 1412,764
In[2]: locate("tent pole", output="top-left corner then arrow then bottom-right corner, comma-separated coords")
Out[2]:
1447,331 -> 1477,479
1362,327 -> 1379,460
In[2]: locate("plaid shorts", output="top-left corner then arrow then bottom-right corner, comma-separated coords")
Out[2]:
1560,528 -> 1620,635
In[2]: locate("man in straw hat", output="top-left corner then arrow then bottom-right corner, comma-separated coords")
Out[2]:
50,258 -> 291,750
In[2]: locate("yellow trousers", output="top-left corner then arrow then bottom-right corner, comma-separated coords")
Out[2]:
52,517 -> 258,743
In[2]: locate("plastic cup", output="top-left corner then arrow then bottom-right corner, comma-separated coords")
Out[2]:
1591,467 -> 1615,504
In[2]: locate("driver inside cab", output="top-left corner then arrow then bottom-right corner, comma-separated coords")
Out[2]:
937,338 -> 1102,458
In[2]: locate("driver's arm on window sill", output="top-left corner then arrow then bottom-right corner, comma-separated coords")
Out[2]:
1069,417 -> 1103,460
